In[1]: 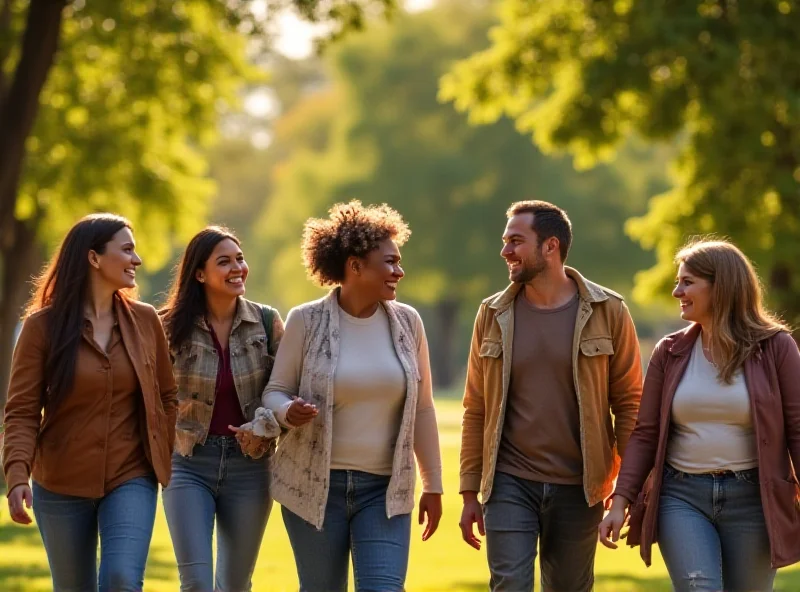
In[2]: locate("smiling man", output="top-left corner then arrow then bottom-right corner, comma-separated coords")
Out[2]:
458,200 -> 644,591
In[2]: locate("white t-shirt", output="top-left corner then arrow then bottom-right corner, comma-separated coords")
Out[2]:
666,336 -> 758,473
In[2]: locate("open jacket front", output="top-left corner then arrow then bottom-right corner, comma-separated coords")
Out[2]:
614,324 -> 800,568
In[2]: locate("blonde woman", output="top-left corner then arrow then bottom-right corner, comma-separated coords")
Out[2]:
599,239 -> 800,591
261,201 -> 443,592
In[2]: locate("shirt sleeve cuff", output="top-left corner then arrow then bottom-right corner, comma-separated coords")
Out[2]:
275,399 -> 295,428
420,470 -> 443,494
5,462 -> 31,496
459,473 -> 482,494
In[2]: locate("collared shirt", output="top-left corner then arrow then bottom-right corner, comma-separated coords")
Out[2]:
3,296 -> 177,498
80,317 -> 152,493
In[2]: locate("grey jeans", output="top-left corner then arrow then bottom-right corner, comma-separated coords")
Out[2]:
483,471 -> 603,592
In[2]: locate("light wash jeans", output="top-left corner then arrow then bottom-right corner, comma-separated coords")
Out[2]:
32,475 -> 158,592
482,471 -> 603,592
162,436 -> 272,592
281,470 -> 412,592
658,463 -> 776,592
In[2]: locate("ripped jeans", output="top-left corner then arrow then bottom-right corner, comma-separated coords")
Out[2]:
657,464 -> 776,592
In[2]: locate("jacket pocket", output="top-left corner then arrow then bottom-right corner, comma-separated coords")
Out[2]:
772,478 -> 800,525
479,339 -> 502,358
580,336 -> 614,357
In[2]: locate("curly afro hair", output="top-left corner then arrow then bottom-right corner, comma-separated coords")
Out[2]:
302,200 -> 411,287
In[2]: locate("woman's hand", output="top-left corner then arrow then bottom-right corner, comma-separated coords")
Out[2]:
285,397 -> 318,427
418,492 -> 442,541
228,425 -> 272,459
598,495 -> 631,549
7,484 -> 33,525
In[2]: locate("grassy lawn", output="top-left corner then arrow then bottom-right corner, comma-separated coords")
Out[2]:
2,398 -> 800,591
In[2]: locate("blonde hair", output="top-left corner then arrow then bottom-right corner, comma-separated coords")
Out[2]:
676,238 -> 788,383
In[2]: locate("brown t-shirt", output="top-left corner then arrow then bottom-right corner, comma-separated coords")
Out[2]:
495,290 -> 583,484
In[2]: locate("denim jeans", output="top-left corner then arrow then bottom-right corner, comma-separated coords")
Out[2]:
162,436 -> 272,592
657,464 -> 776,592
281,470 -> 412,592
483,471 -> 603,592
32,475 -> 158,592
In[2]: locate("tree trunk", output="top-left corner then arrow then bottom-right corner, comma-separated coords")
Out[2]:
0,220 -> 42,408
0,0 -> 65,410
430,299 -> 459,388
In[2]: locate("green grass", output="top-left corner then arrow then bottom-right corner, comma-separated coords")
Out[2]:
2,398 -> 800,591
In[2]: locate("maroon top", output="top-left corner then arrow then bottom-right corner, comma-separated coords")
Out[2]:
207,323 -> 246,436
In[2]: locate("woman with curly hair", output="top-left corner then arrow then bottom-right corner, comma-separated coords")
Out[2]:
262,200 -> 443,591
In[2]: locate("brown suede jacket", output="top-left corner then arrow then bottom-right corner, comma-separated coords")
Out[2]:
3,296 -> 177,497
461,267 -> 643,507
615,323 -> 800,569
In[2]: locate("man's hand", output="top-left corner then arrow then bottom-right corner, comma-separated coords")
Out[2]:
458,491 -> 485,550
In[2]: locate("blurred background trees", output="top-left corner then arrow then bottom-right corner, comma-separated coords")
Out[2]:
3,0 -> 797,399
440,0 -> 800,326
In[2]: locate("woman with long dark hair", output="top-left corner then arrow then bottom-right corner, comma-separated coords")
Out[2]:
599,239 -> 800,591
2,213 -> 177,591
160,226 -> 283,592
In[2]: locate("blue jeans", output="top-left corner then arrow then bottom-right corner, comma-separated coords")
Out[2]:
32,475 -> 158,592
483,471 -> 603,592
162,436 -> 272,592
281,470 -> 412,592
658,464 -> 776,592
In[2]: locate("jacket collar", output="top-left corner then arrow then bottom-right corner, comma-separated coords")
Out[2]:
665,322 -> 781,358
665,323 -> 702,357
487,266 -> 609,312
195,296 -> 260,330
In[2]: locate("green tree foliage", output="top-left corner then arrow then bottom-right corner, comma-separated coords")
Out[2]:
253,0 -> 666,384
0,0 -> 394,401
440,0 -> 800,323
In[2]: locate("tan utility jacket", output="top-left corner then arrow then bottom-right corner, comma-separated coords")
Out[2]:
460,267 -> 643,507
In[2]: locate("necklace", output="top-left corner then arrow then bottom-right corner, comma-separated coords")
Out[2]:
702,339 -> 718,369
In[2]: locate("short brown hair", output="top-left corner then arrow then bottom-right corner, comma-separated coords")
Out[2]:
302,200 -> 411,286
507,200 -> 572,261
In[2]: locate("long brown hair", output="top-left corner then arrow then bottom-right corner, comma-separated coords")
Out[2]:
160,226 -> 240,352
26,213 -> 133,411
676,239 -> 788,383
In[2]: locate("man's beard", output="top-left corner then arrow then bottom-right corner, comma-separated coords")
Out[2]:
512,256 -> 546,284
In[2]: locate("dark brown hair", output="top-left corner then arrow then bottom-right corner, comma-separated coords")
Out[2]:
160,226 -> 240,352
677,238 -> 788,383
507,200 -> 572,261
26,213 -> 133,412
301,200 -> 410,286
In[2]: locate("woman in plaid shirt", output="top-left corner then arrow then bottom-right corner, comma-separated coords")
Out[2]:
159,226 -> 284,591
